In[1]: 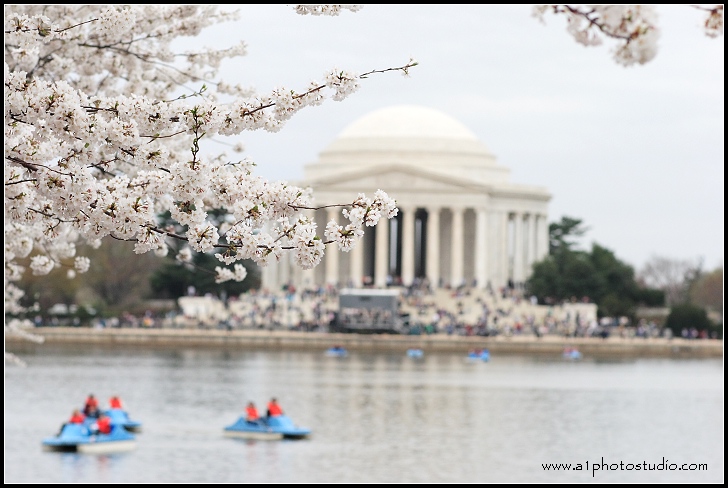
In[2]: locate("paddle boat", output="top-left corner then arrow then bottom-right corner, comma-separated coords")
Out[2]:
466,348 -> 490,362
563,347 -> 583,360
224,415 -> 312,441
325,345 -> 348,357
104,407 -> 143,433
406,348 -> 424,358
42,421 -> 136,454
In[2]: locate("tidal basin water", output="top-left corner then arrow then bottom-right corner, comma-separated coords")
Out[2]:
4,343 -> 724,483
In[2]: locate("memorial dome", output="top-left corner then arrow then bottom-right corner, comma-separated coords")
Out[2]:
337,105 -> 480,142
307,104 -> 504,184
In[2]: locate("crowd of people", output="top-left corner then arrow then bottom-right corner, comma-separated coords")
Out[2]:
170,282 -> 599,336
36,281 -> 717,340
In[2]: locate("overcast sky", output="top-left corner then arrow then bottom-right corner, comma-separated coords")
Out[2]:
179,5 -> 724,273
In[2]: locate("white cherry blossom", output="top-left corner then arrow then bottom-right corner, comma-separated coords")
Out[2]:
74,256 -> 91,273
533,5 -> 722,66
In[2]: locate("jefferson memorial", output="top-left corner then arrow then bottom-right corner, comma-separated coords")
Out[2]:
261,105 -> 551,291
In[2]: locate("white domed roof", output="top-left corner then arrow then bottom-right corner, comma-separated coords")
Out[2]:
337,105 -> 480,141
307,104 -> 508,185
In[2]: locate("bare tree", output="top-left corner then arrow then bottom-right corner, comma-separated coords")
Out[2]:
690,266 -> 724,314
638,256 -> 704,306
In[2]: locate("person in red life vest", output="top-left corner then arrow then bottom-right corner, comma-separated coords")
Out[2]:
69,409 -> 86,424
266,398 -> 284,418
83,394 -> 99,418
109,395 -> 123,409
245,401 -> 261,424
56,409 -> 86,436
93,413 -> 113,435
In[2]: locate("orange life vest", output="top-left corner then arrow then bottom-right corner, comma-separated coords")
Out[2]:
246,406 -> 259,421
96,416 -> 112,434
69,413 -> 85,424
267,402 -> 283,416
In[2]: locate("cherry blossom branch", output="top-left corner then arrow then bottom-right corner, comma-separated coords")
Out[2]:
533,5 -> 661,66
690,4 -> 724,37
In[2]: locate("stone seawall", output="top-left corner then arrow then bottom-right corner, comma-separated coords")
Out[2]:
5,327 -> 724,358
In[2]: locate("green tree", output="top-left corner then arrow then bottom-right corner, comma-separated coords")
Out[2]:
149,253 -> 260,300
561,256 -> 602,300
526,217 -> 664,319
632,287 -> 666,307
527,259 -> 561,301
599,293 -> 633,318
530,216 -> 596,302
549,216 -> 589,255
664,303 -> 720,339
151,209 -> 265,291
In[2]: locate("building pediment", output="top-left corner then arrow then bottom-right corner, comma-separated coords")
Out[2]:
306,164 -> 489,194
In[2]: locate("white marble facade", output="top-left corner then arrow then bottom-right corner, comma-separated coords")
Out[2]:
261,105 -> 551,291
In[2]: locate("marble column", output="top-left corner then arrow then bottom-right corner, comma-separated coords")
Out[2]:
349,231 -> 364,288
475,208 -> 488,289
490,210 -> 508,288
536,215 -> 549,261
291,255 -> 302,289
499,211 -> 509,287
374,217 -> 389,287
513,212 -> 524,283
279,251 -> 290,286
450,207 -> 464,287
526,213 -> 537,277
401,207 -> 415,286
426,207 -> 440,288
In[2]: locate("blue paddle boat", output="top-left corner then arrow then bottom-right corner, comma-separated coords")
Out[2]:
81,407 -> 142,433
104,407 -> 143,433
563,347 -> 583,360
325,345 -> 348,357
466,349 -> 490,362
406,348 -> 424,358
42,422 -> 136,454
224,415 -> 311,440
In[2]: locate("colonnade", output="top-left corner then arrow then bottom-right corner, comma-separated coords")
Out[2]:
263,206 -> 549,291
